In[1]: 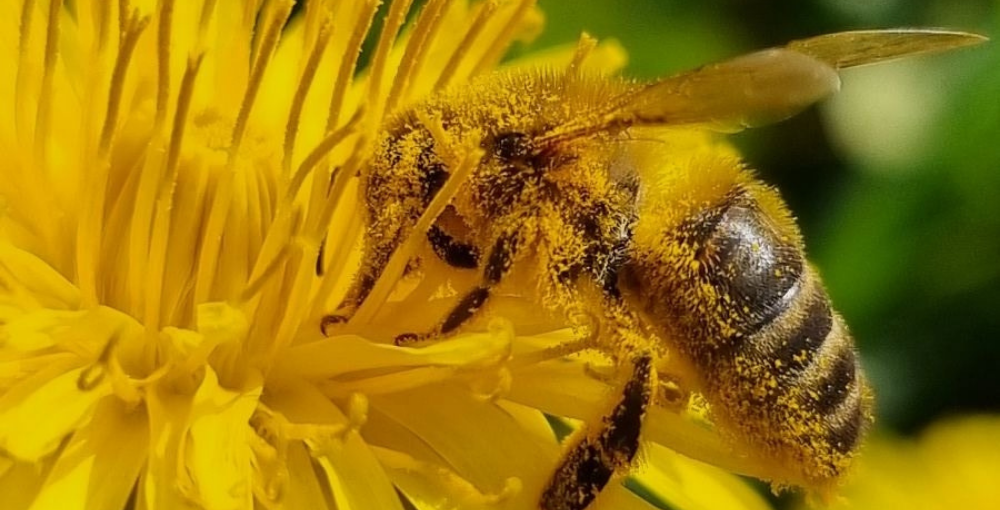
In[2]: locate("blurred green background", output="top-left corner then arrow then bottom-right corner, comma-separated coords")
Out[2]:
516,0 -> 1000,436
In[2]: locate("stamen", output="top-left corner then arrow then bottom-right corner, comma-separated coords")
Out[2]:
77,363 -> 107,391
470,0 -> 536,78
98,9 -> 150,156
230,0 -> 293,159
326,0 -> 380,131
434,0 -> 498,91
364,0 -> 415,131
93,0 -> 111,50
248,427 -> 287,505
197,0 -> 218,45
288,114 -> 362,206
144,54 -> 205,333
308,199 -> 364,319
346,392 -> 370,431
373,446 -> 522,505
195,0 -> 293,305
385,0 -> 449,116
283,13 -> 334,175
270,394 -> 369,448
239,229 -> 294,305
566,32 -> 598,78
245,118 -> 358,339
77,9 -> 150,306
15,0 -> 38,145
348,136 -> 484,325
469,366 -> 513,403
33,0 -> 64,166
117,0 -> 127,34
155,0 -> 177,127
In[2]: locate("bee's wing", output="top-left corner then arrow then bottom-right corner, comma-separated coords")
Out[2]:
786,29 -> 987,70
614,29 -> 986,132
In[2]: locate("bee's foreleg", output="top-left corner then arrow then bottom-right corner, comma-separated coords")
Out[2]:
540,354 -> 654,510
395,232 -> 519,345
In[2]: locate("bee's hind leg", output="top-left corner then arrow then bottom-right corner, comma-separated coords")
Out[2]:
541,354 -> 655,510
395,232 -> 519,345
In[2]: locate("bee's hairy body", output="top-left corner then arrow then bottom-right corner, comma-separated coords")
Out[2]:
329,29 -> 984,510
356,72 -> 864,507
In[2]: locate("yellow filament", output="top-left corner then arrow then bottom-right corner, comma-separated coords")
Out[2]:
283,15 -> 334,175
385,0 -> 448,116
566,32 -> 598,78
77,10 -> 150,306
308,138 -> 372,318
155,0 -> 176,127
230,0 -> 293,159
309,207 -> 363,318
117,0 -> 127,34
245,119 -> 359,303
15,0 -> 38,145
34,0 -> 64,166
288,116 -> 362,206
307,137 -> 364,247
364,0 -> 415,132
194,0 -> 293,305
97,11 -> 151,156
239,238 -> 293,306
326,0 -> 380,132
197,0 -> 218,45
349,143 -> 484,325
93,0 -> 111,50
471,0 -> 536,77
144,55 -> 204,333
268,238 -> 320,365
372,446 -> 521,505
434,0 -> 498,91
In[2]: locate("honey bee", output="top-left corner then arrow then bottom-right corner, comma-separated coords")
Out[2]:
326,30 -> 984,510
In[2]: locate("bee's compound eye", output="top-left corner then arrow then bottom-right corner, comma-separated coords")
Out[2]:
492,131 -> 532,160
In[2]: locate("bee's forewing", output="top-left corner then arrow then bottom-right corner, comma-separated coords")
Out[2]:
615,29 -> 985,132
619,48 -> 840,132
786,29 -> 987,69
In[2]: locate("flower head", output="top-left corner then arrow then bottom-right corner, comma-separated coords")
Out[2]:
1,1 -> 784,509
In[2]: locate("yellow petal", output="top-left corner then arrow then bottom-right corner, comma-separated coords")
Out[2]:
143,378 -> 198,510
268,377 -> 404,510
369,382 -> 560,509
0,366 -> 111,461
278,441 -> 330,510
0,242 -> 80,313
1,309 -> 86,352
507,358 -> 608,420
0,457 -> 47,510
642,407 -> 765,483
632,443 -> 772,510
28,398 -> 148,510
186,368 -> 262,510
313,430 -> 407,510
272,328 -> 511,382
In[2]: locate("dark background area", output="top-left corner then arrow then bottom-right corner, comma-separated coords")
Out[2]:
518,0 -> 1000,435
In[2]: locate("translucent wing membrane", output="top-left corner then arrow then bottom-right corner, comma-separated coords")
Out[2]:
578,29 -> 988,135
618,48 -> 840,131
787,29 -> 988,69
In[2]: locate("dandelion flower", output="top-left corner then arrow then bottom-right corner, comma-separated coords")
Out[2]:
0,1 -> 777,509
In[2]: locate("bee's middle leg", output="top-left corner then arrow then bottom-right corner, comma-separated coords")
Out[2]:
395,232 -> 519,345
